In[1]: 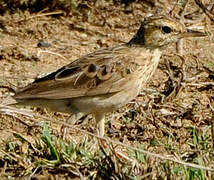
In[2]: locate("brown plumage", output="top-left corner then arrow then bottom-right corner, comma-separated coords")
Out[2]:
13,16 -> 206,136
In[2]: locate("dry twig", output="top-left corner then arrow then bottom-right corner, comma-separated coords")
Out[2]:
194,0 -> 214,22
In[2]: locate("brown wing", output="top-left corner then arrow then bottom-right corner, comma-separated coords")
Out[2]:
14,44 -> 147,100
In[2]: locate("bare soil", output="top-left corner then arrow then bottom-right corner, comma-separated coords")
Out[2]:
0,0 -> 214,179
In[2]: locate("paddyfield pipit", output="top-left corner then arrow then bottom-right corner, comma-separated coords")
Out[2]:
13,16 -> 206,136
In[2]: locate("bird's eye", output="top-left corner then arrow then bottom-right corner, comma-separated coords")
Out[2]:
162,26 -> 172,34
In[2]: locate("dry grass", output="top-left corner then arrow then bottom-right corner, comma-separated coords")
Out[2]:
0,0 -> 214,179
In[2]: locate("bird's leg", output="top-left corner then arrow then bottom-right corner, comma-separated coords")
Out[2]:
94,113 -> 107,148
61,112 -> 85,140
67,112 -> 85,125
94,113 -> 105,137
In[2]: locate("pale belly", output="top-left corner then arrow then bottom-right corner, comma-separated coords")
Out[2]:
64,79 -> 143,114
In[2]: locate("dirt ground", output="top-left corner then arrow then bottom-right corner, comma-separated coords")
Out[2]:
0,0 -> 214,179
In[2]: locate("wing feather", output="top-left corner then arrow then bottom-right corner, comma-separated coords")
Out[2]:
14,44 -> 148,100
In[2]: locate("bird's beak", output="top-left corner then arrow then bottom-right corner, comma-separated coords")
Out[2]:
181,29 -> 207,38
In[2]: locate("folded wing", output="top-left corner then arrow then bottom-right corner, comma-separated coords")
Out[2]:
14,44 -> 146,100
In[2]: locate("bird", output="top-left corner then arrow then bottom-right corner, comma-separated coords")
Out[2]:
12,16 -> 206,137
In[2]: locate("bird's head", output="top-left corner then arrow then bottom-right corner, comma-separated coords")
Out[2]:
128,16 -> 206,48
